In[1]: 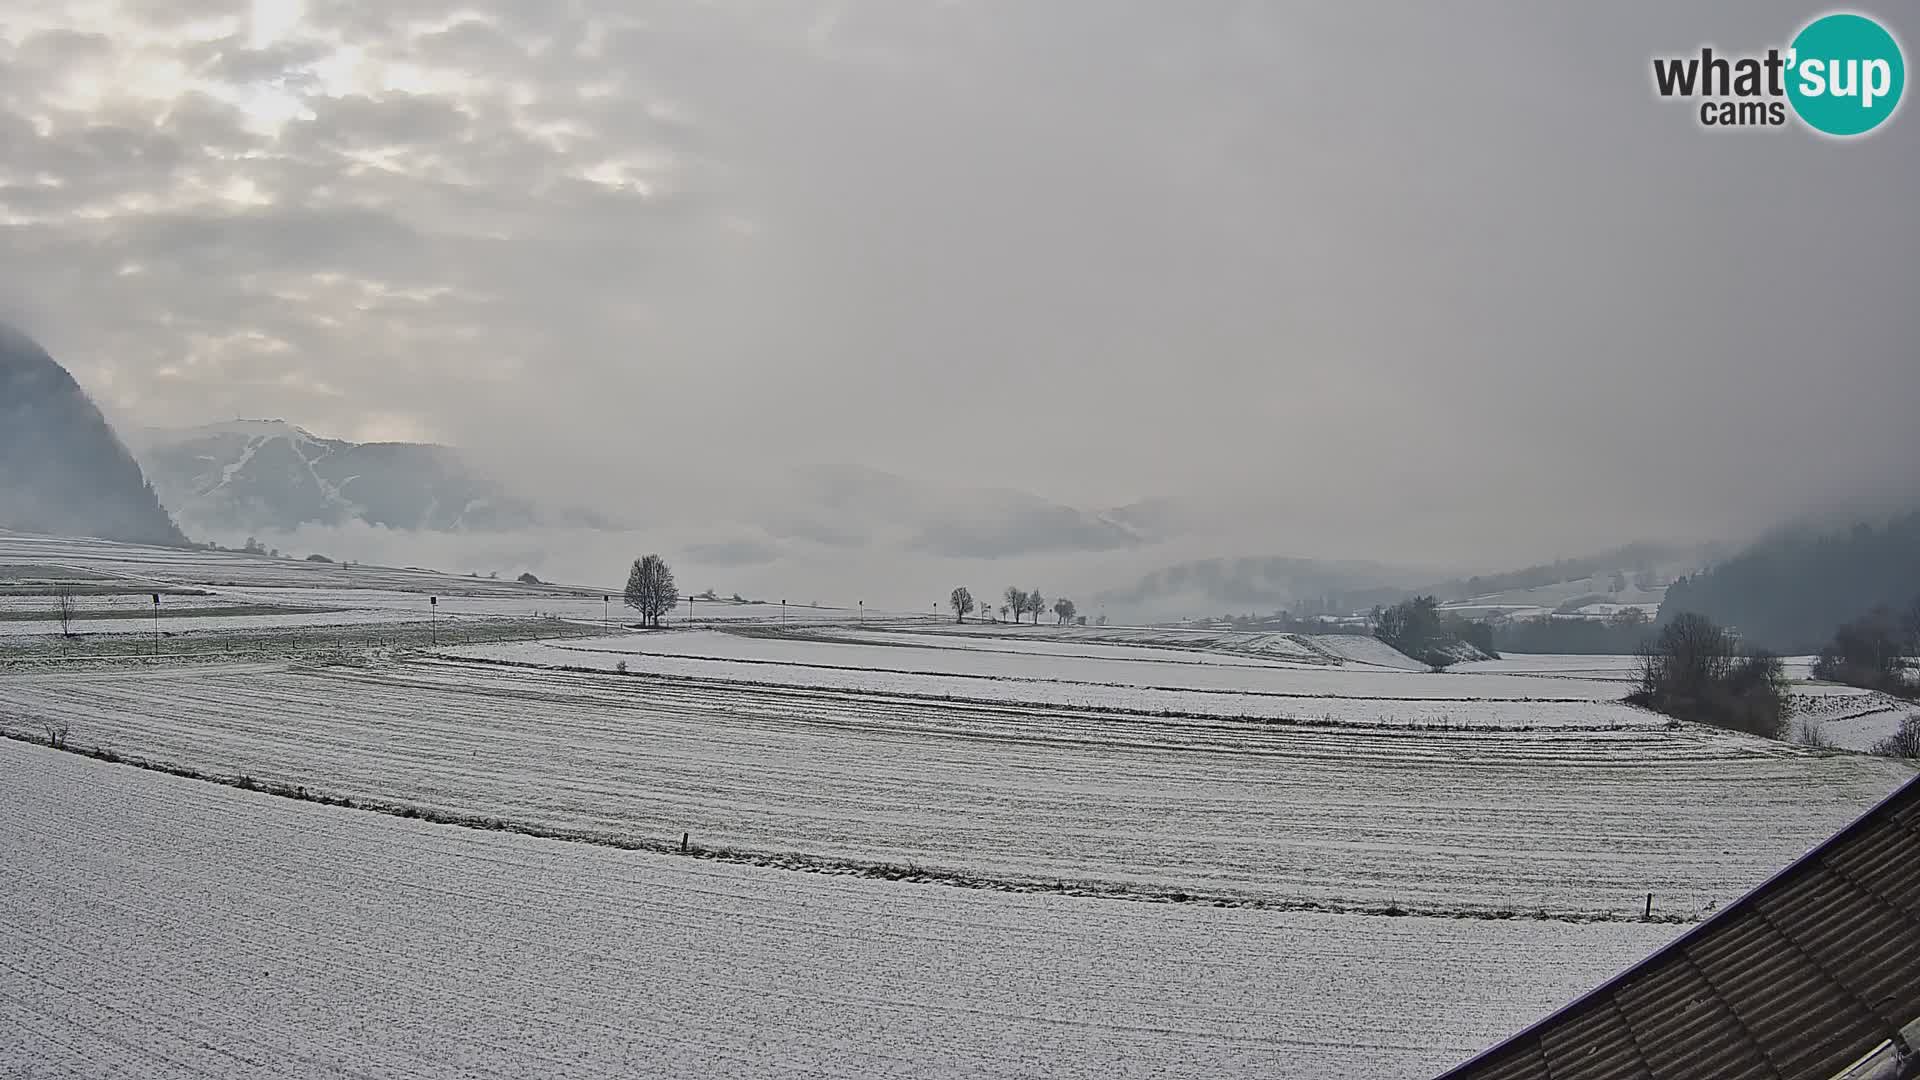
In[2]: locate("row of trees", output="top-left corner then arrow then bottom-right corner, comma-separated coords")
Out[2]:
1809,595 -> 1920,699
1657,512 -> 1920,652
1490,607 -> 1655,655
948,587 -> 1079,625
624,558 -> 1095,632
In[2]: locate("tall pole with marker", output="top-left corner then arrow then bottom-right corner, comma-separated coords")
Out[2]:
429,596 -> 438,647
151,593 -> 160,656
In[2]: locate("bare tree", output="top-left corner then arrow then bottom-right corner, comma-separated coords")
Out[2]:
1053,597 -> 1076,625
998,604 -> 1010,622
1004,587 -> 1027,624
41,721 -> 70,749
949,587 -> 975,623
1024,588 -> 1045,625
1629,612 -> 1787,738
55,589 -> 77,637
1872,714 -> 1920,759
624,554 -> 679,628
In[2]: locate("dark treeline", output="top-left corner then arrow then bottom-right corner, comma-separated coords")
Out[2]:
1491,611 -> 1656,655
1659,511 -> 1920,653
1812,602 -> 1920,699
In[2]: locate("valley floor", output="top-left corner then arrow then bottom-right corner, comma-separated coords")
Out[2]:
1,740 -> 1677,1080
2,533 -> 1914,1077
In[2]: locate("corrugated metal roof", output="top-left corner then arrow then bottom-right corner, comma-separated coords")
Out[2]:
1435,773 -> 1920,1080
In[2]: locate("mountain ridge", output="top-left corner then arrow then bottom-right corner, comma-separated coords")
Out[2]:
133,420 -> 607,534
0,324 -> 188,546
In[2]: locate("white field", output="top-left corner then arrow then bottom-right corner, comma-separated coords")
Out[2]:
4,653 -> 1910,917
5,533 -> 1916,1076
1792,688 -> 1917,751
1,740 -> 1682,1080
808,626 -> 1330,668
487,629 -> 1632,700
906,622 -> 1425,668
0,532 -> 929,648
457,636 -> 1659,729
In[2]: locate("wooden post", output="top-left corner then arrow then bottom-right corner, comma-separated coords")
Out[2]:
1645,893 -> 1653,921
680,832 -> 689,854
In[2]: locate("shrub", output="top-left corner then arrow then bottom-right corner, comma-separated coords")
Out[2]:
1373,595 -> 1491,666
1811,607 -> 1917,699
1792,718 -> 1835,750
1627,613 -> 1789,739
615,660 -> 629,675
1871,715 -> 1920,758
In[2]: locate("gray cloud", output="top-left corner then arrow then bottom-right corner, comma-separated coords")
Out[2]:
0,0 -> 1914,577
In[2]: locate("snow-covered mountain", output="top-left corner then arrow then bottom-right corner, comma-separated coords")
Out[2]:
132,426 -> 1147,558
132,420 -> 595,534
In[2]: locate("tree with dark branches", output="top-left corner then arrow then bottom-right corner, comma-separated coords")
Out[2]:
624,554 -> 678,628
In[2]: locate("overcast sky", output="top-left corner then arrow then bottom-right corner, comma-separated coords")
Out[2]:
1,1 -> 1915,564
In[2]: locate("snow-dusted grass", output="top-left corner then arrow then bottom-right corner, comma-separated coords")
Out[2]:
902,622 -> 1328,660
3,657 -> 1908,917
1792,689 -> 1918,752
512,630 -> 1630,701
458,637 -> 1659,729
0,606 -> 422,639
810,626 -> 1330,669
0,739 -> 1682,1080
1453,654 -> 1647,679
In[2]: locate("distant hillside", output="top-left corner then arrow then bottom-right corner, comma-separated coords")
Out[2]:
1094,555 -> 1419,619
767,464 -> 1143,558
1659,511 -> 1920,653
1100,540 -> 1718,626
1420,541 -> 1712,605
135,421 -> 610,534
0,324 -> 187,546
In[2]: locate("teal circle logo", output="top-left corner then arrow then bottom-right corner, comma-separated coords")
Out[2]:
1787,13 -> 1905,136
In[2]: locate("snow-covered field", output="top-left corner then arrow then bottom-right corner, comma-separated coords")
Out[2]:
804,626 -> 1329,668
4,533 -> 1915,1077
905,622 -> 1428,667
487,630 -> 1632,700
3,654 -> 1908,917
0,740 -> 1681,1079
1792,688 -> 1917,751
456,635 -> 1658,728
